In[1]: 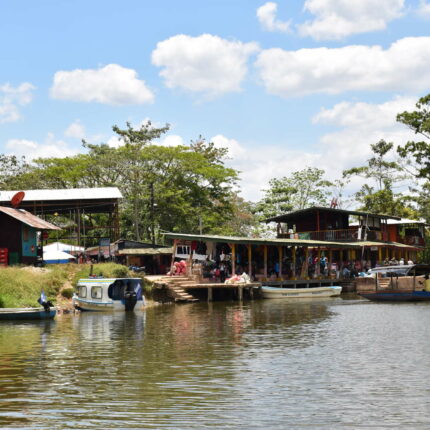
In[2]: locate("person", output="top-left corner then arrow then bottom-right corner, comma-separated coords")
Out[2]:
342,265 -> 351,279
219,262 -> 226,283
408,259 -> 414,265
399,258 -> 405,265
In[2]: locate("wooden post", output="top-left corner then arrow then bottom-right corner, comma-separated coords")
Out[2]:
328,249 -> 333,278
208,287 -> 213,302
278,246 -> 283,280
247,245 -> 252,278
170,240 -> 178,273
378,246 -> 382,264
264,245 -> 268,280
231,243 -> 236,275
316,247 -> 321,277
292,246 -> 296,280
238,286 -> 243,301
301,247 -> 309,279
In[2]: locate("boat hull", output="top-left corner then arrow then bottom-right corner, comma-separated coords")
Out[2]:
359,290 -> 430,302
73,297 -> 144,312
261,286 -> 342,299
0,307 -> 56,321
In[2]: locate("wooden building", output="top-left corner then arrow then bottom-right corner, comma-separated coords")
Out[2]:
0,207 -> 60,265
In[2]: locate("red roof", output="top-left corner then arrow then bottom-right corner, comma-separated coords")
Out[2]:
0,206 -> 61,230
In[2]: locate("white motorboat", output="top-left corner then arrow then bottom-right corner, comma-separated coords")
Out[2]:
73,277 -> 145,311
261,285 -> 342,299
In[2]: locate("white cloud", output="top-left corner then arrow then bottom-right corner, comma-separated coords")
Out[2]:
64,120 -> 86,139
257,2 -> 290,33
299,0 -> 405,40
0,82 -> 35,123
50,64 -> 154,105
417,0 -> 430,18
211,134 -> 245,158
158,135 -> 185,147
6,133 -> 78,160
152,34 -> 259,98
255,37 -> 430,98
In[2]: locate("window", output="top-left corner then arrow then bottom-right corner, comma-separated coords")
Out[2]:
78,286 -> 87,298
91,286 -> 103,299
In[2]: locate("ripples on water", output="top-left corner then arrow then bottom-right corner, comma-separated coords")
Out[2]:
1,297 -> 430,429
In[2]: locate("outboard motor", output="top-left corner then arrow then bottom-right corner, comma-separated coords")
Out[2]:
124,290 -> 137,311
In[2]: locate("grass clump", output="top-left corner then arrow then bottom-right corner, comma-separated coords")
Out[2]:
71,263 -> 133,286
0,265 -> 69,308
60,287 -> 74,299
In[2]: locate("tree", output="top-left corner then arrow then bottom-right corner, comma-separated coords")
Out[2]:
343,140 -> 410,216
6,122 -> 240,243
397,93 -> 430,179
255,167 -> 334,220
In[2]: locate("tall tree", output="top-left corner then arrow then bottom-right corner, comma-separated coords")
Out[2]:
343,140 -> 410,216
255,167 -> 334,220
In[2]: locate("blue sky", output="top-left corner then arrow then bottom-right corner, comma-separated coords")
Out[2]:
1,0 -> 430,202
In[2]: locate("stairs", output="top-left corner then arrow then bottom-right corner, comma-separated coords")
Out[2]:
152,276 -> 199,303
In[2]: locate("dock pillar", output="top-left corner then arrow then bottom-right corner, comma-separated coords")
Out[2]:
208,287 -> 213,302
238,286 -> 243,301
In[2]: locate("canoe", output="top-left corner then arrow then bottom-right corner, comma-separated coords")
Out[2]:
359,290 -> 430,302
0,307 -> 56,321
261,285 -> 342,299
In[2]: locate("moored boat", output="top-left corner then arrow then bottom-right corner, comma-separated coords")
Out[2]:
261,285 -> 342,299
73,277 -> 145,311
358,264 -> 430,302
0,307 -> 56,321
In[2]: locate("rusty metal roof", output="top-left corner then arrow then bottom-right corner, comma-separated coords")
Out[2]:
0,207 -> 61,230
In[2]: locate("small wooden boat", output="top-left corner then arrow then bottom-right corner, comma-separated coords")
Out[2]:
73,277 -> 145,311
0,307 -> 56,321
261,285 -> 342,299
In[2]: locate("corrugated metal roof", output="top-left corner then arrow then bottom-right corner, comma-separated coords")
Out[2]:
0,187 -> 122,202
165,233 -> 423,250
386,218 -> 429,226
265,206 -> 401,223
118,247 -> 173,255
0,207 -> 61,230
164,232 -> 358,248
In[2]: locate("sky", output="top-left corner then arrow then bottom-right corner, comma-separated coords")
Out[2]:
1,0 -> 430,202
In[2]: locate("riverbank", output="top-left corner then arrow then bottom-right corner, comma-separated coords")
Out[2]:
0,263 -> 140,309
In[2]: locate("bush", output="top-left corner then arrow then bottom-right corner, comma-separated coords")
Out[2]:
61,287 -> 74,299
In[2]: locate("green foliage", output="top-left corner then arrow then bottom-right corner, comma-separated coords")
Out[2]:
60,287 -> 74,299
71,263 -> 132,286
254,167 -> 334,220
0,265 -> 69,308
5,121 -> 240,242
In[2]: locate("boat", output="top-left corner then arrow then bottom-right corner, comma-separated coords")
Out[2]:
358,264 -> 430,302
261,285 -> 342,299
73,277 -> 145,311
0,307 -> 56,321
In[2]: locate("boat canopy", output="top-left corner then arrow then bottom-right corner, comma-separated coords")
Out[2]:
370,264 -> 430,277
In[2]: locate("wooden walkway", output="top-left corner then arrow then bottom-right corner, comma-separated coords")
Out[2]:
144,275 -> 262,302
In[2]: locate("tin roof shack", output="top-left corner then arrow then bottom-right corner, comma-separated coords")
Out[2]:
0,187 -> 123,246
0,207 -> 61,265
266,207 -> 400,242
114,240 -> 172,274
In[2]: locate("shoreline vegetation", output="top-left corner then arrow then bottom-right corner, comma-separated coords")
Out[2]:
0,263 -> 144,310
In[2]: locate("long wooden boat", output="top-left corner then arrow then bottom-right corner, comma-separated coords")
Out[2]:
358,264 -> 430,302
0,307 -> 56,321
261,285 -> 342,299
73,277 -> 145,311
359,290 -> 430,302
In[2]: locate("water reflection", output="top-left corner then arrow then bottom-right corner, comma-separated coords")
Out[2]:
0,300 -> 429,429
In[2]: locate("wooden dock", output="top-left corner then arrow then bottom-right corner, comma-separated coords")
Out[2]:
144,275 -> 262,302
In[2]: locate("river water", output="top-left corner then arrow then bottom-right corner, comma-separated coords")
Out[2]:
1,296 -> 429,429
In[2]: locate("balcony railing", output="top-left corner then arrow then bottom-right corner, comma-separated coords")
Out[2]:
278,228 -> 383,242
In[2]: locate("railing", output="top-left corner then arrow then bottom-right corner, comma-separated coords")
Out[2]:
396,236 -> 425,246
278,228 -> 383,242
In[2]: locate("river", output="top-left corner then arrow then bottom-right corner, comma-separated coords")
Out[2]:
1,296 -> 429,429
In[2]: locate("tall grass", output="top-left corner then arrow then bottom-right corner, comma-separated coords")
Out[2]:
0,265 -> 69,308
0,263 -> 133,308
